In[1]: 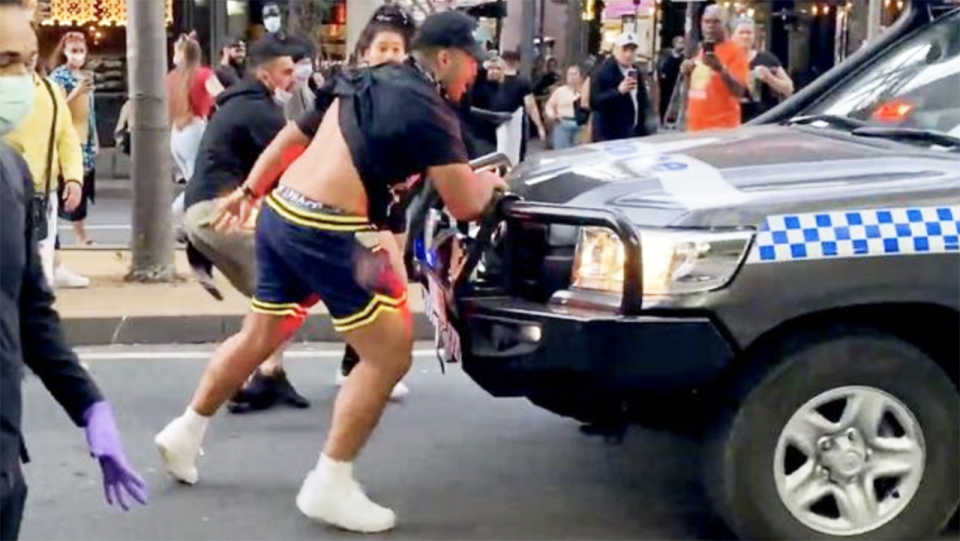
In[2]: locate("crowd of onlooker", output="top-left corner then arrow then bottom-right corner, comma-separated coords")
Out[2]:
493,4 -> 795,157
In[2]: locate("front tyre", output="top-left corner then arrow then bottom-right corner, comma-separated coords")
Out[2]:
708,328 -> 959,540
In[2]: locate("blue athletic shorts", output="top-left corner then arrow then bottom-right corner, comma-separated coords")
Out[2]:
252,186 -> 407,333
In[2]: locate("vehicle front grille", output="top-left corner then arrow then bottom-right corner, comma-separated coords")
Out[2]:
508,222 -> 574,303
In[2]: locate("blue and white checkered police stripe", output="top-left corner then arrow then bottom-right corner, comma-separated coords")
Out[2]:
748,206 -> 960,263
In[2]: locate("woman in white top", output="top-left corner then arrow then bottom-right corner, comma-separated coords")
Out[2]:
545,65 -> 584,150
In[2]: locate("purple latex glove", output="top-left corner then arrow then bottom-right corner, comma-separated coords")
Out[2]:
83,401 -> 148,510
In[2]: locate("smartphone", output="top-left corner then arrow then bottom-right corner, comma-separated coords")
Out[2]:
626,68 -> 638,80
703,42 -> 716,54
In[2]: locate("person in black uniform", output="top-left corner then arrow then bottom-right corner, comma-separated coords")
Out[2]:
155,11 -> 505,533
0,3 -> 146,539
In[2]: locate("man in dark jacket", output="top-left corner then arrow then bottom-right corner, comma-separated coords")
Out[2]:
590,32 -> 655,142
181,33 -> 308,414
0,3 -> 146,538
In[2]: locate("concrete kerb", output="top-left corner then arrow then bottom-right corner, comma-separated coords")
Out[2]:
62,312 -> 436,346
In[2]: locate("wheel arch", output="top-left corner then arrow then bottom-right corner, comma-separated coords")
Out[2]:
727,302 -> 959,388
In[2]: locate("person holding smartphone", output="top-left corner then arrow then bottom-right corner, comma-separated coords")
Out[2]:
589,32 -> 655,142
680,5 -> 749,132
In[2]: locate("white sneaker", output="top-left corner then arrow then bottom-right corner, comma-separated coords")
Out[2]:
390,381 -> 410,401
336,370 -> 409,401
296,469 -> 397,533
154,417 -> 202,485
54,265 -> 90,289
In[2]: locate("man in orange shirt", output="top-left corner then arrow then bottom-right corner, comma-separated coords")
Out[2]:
682,5 -> 748,132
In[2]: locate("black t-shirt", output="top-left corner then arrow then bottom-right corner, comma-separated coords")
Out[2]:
657,52 -> 683,112
215,64 -> 245,89
742,51 -> 783,122
488,75 -> 532,113
297,59 -> 468,227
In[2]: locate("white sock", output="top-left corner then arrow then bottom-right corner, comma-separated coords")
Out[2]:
181,406 -> 210,441
316,453 -> 353,482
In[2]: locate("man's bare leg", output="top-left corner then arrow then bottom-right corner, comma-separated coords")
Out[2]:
155,312 -> 299,484
336,232 -> 411,400
260,344 -> 286,375
296,308 -> 413,532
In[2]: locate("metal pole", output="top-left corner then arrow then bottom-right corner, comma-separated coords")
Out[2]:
520,0 -> 537,79
127,0 -> 175,282
867,0 -> 883,40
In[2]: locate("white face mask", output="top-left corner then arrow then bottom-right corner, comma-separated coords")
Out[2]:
264,16 -> 281,34
293,63 -> 313,83
66,51 -> 86,68
273,87 -> 293,106
0,75 -> 35,136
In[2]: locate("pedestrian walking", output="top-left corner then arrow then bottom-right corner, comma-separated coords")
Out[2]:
180,34 -> 309,414
240,3 -> 418,401
168,33 -> 223,234
4,33 -> 89,289
1,5 -> 147,539
680,5 -> 749,132
544,64 -> 584,150
154,11 -> 504,533
49,31 -> 97,247
589,32 -> 656,142
167,33 -> 221,185
733,18 -> 794,123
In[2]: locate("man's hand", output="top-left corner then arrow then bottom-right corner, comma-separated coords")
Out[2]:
680,59 -> 696,77
62,181 -> 82,212
537,125 -> 547,141
212,187 -> 256,234
478,170 -> 508,193
618,77 -> 638,94
702,52 -> 724,73
754,65 -> 773,83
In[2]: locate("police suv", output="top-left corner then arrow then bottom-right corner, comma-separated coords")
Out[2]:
414,3 -> 959,540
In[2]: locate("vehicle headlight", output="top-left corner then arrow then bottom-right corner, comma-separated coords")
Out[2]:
571,227 -> 753,296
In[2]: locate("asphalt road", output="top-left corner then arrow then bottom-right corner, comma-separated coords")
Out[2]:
19,343 -> 733,541
38,153 -> 731,540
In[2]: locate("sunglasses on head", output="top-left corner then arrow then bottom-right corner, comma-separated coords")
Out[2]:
374,11 -> 413,28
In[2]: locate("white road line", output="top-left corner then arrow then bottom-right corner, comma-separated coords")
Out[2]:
59,224 -> 130,230
77,349 -> 439,361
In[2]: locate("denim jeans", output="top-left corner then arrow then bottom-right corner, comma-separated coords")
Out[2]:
552,119 -> 581,150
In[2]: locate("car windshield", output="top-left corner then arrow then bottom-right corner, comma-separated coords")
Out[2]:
799,10 -> 960,140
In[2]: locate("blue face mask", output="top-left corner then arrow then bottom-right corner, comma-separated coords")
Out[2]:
0,75 -> 35,136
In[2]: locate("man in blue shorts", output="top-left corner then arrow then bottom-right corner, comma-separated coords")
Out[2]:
155,12 -> 504,533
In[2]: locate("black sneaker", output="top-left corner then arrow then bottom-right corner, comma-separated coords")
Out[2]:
275,370 -> 311,409
227,370 -> 280,414
227,369 -> 310,414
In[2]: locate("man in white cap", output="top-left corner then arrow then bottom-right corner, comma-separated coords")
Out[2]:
589,31 -> 654,142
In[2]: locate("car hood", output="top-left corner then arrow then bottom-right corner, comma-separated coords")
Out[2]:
507,125 -> 960,231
